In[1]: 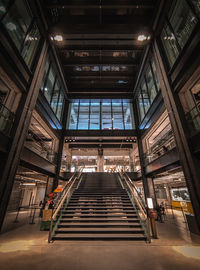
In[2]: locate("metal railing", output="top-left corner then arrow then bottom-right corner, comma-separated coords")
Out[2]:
144,129 -> 176,165
185,103 -> 200,136
119,172 -> 151,243
25,131 -> 58,164
48,172 -> 83,243
0,103 -> 15,136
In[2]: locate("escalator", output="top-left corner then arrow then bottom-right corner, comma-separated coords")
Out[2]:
50,173 -> 149,241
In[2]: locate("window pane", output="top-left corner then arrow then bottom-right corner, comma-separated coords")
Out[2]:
56,91 -> 64,121
102,99 -> 112,129
41,58 -> 50,92
169,0 -> 197,49
51,81 -> 60,113
161,24 -> 179,67
2,0 -> 32,51
0,0 -> 9,19
44,67 -> 56,103
146,67 -> 157,103
112,100 -> 123,129
138,94 -> 145,122
68,100 -> 79,129
21,23 -> 40,68
123,100 -> 134,129
78,100 -> 89,130
151,59 -> 160,91
191,0 -> 200,17
90,100 -> 100,130
141,80 -> 150,113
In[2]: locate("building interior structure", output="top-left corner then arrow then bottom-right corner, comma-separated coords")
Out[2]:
0,0 -> 200,269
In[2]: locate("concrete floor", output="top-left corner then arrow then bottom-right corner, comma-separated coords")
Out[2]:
0,211 -> 200,270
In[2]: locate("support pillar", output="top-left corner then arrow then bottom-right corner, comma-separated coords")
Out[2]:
133,102 -> 150,201
153,40 -> 200,230
0,41 -> 48,230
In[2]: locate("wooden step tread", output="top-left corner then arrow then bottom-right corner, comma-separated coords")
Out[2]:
52,234 -> 146,241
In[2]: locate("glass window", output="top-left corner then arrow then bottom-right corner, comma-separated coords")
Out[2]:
44,67 -> 56,103
51,81 -> 60,114
146,67 -> 157,103
102,99 -> 112,129
21,23 -> 40,68
56,90 -> 64,121
41,59 -> 50,92
112,100 -> 123,129
151,59 -> 160,91
90,100 -> 100,130
169,0 -> 197,49
1,0 -> 40,69
78,100 -> 89,130
160,0 -> 198,68
0,0 -> 9,19
69,100 -> 79,129
138,94 -> 145,122
191,0 -> 200,17
2,0 -> 32,51
123,100 -> 134,129
141,81 -> 151,113
161,24 -> 179,67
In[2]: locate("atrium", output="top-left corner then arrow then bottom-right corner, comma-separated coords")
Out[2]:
0,0 -> 200,269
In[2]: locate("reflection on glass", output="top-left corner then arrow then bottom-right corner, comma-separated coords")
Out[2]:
112,100 -> 123,129
0,0 -> 8,19
44,67 -> 56,103
56,91 -> 64,121
146,67 -> 157,103
102,99 -> 112,129
2,0 -> 40,69
123,100 -> 134,129
90,100 -> 100,129
78,100 -> 89,130
141,80 -> 151,113
51,81 -> 60,113
67,99 -> 134,130
160,0 -> 198,68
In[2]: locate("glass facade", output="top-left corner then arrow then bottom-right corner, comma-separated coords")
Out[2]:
1,0 -> 41,69
137,58 -> 160,123
67,99 -> 134,130
40,53 -> 65,122
160,0 -> 199,68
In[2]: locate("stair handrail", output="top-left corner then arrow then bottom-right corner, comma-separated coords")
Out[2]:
119,172 -> 151,242
48,172 -> 82,242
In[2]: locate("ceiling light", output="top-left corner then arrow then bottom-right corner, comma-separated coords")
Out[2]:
21,183 -> 36,186
137,35 -> 151,41
54,35 -> 63,41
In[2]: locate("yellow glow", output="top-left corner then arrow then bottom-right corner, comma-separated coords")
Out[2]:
0,240 -> 34,253
173,246 -> 200,260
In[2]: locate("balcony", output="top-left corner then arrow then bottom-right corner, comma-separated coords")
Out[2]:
144,129 -> 176,166
24,130 -> 57,164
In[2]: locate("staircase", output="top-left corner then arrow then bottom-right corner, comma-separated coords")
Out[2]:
52,173 -> 147,241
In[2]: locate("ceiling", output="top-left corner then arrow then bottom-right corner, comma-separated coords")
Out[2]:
41,0 -> 160,98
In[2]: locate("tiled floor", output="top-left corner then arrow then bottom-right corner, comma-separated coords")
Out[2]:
0,210 -> 200,270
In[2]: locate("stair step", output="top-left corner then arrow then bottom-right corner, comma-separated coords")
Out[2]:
65,207 -> 134,210
62,208 -> 136,213
60,218 -> 140,223
66,204 -> 133,207
58,223 -> 142,228
61,214 -> 138,218
52,234 -> 146,241
69,200 -> 131,202
55,228 -> 144,234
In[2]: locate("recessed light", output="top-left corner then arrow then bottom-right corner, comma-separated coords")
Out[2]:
54,35 -> 63,41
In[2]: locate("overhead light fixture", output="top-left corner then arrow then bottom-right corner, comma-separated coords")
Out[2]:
21,183 -> 36,186
54,35 -> 63,42
137,35 -> 151,41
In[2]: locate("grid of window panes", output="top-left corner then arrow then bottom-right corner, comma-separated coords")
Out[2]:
160,0 -> 200,68
40,53 -> 65,122
0,0 -> 41,69
67,99 -> 134,130
137,58 -> 160,122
